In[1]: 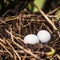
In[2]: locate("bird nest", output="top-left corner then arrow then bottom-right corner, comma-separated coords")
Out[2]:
0,12 -> 60,60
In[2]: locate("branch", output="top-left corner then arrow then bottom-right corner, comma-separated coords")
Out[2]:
33,3 -> 58,31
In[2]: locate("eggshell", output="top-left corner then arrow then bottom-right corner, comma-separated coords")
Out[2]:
37,30 -> 51,43
24,34 -> 39,44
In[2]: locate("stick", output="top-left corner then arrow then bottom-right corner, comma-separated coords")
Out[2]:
33,3 -> 58,31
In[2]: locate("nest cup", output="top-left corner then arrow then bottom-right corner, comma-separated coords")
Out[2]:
0,12 -> 59,60
16,13 -> 58,44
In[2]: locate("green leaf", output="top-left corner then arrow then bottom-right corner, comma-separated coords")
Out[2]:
56,10 -> 60,14
33,0 -> 46,12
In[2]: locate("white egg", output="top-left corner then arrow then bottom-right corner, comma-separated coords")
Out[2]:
37,30 -> 51,43
24,34 -> 39,44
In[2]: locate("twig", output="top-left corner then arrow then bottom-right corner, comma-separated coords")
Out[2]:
0,42 -> 13,57
0,38 -> 6,44
48,6 -> 60,14
13,53 -> 17,60
33,3 -> 58,31
6,40 -> 21,60
56,54 -> 60,60
6,29 -> 40,60
6,29 -> 40,59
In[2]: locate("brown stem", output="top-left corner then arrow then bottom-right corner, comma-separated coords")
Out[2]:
33,3 -> 58,31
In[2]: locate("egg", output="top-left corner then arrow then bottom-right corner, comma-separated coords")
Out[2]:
24,34 -> 39,44
37,30 -> 51,43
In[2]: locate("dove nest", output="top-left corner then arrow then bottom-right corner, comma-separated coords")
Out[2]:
0,11 -> 60,60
